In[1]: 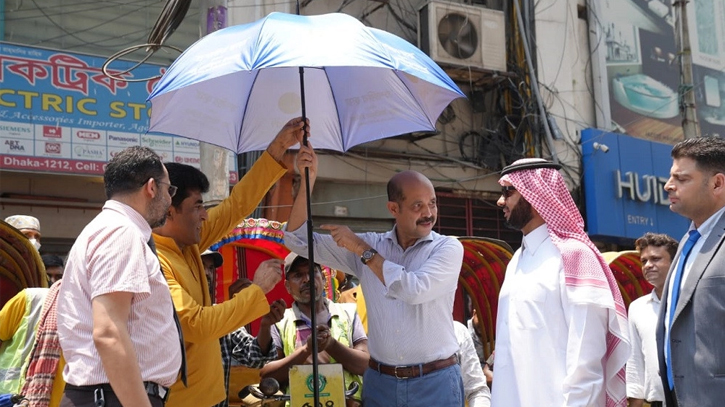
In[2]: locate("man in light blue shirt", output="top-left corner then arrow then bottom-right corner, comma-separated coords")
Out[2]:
283,143 -> 464,407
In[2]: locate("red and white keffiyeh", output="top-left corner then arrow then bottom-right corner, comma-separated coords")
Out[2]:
500,158 -> 630,407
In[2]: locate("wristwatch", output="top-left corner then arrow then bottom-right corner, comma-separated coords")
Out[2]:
360,248 -> 378,265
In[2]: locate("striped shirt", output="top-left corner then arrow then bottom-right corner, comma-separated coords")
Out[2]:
57,200 -> 182,387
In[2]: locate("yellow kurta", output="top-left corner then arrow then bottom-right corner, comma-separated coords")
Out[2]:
155,152 -> 287,407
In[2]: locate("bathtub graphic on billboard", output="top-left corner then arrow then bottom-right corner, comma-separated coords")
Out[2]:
611,74 -> 678,119
597,0 -> 725,141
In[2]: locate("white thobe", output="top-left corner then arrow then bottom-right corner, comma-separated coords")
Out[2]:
491,224 -> 609,407
626,290 -> 666,405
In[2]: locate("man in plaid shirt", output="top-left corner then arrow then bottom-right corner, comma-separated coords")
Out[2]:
202,250 -> 285,407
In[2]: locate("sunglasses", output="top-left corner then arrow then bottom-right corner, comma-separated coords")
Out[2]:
501,186 -> 516,198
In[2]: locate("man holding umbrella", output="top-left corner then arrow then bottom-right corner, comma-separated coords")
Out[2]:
151,118 -> 306,407
284,144 -> 465,407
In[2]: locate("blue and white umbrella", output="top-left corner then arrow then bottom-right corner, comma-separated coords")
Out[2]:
147,11 -> 465,153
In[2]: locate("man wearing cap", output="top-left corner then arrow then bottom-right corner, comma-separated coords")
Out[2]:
5,215 -> 41,251
260,254 -> 368,407
0,229 -> 64,405
284,144 -> 465,407
151,118 -> 306,407
1,216 -> 49,396
492,158 -> 630,407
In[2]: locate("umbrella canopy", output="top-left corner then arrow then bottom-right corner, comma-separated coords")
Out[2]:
147,12 -> 465,153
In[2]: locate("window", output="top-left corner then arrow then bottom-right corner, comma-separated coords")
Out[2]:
435,192 -> 521,250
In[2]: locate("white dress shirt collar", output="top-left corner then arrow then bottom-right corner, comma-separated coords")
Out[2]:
688,205 -> 725,239
521,223 -> 549,256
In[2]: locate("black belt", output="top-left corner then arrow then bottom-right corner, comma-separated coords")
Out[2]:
66,382 -> 170,402
369,355 -> 458,379
648,402 -> 663,407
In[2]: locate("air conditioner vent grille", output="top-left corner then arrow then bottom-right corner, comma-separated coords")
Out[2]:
438,13 -> 479,60
418,1 -> 506,72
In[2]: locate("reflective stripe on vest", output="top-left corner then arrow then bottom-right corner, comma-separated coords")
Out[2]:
278,301 -> 363,402
0,288 -> 48,394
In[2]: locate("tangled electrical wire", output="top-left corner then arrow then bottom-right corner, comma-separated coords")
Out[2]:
101,0 -> 189,82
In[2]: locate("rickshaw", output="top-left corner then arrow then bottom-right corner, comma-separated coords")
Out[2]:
0,219 -> 46,309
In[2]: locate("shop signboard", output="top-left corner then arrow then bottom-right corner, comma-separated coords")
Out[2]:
0,42 -> 237,181
581,128 -> 688,242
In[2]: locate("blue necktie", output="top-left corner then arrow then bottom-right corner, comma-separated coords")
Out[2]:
666,229 -> 701,389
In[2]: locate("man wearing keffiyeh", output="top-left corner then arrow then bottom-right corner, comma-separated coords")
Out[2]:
491,158 -> 630,407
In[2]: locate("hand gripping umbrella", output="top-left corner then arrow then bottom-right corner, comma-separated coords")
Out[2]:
147,11 -> 465,404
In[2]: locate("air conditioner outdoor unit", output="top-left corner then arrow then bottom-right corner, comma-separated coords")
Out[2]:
419,1 -> 506,72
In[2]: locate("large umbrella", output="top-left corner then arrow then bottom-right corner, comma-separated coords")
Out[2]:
147,12 -> 464,153
147,11 -> 465,403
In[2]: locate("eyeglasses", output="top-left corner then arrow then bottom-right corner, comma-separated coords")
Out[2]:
501,186 -> 517,198
155,179 -> 178,198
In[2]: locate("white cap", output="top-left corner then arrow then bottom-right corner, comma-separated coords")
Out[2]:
201,249 -> 223,268
5,215 -> 40,233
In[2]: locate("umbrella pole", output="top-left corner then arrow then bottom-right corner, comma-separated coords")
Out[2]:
299,65 -> 321,407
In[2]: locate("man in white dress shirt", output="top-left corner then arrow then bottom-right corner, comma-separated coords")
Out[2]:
627,233 -> 677,407
284,143 -> 464,407
492,158 -> 630,407
57,146 -> 182,407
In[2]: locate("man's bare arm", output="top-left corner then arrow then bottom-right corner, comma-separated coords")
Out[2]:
286,143 -> 317,232
92,292 -> 152,407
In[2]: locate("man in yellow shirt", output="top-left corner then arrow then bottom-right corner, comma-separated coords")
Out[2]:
0,288 -> 48,394
152,117 -> 307,407
0,283 -> 66,407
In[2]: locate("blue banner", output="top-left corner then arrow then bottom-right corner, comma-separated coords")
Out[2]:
582,128 -> 689,243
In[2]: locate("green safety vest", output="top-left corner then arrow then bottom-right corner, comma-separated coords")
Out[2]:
0,288 -> 48,394
278,301 -> 364,403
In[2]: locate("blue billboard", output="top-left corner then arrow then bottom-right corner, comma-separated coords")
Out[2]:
582,128 -> 689,243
